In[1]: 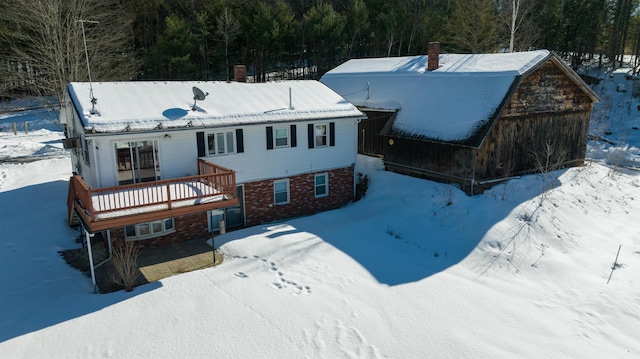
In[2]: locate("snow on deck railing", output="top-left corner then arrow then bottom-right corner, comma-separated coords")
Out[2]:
70,160 -> 236,223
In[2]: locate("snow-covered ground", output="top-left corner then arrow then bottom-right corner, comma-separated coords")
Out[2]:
1,69 -> 639,358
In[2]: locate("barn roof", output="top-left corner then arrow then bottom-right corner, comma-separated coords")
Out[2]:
66,80 -> 364,133
321,50 -> 597,146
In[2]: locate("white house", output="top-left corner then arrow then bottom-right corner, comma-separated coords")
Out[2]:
61,80 -> 364,249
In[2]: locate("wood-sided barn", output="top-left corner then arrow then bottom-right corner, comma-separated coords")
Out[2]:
321,45 -> 599,193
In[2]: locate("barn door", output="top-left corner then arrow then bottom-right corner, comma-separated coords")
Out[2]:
359,111 -> 394,156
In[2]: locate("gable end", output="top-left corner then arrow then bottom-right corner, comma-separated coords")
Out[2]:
502,60 -> 596,117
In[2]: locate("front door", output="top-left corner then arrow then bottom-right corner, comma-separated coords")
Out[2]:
115,140 -> 160,185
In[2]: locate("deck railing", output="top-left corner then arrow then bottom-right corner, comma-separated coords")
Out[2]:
69,160 -> 236,227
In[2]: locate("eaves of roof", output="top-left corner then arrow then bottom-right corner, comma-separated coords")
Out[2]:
383,52 -> 599,149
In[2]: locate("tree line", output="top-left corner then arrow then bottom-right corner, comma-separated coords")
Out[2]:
1,0 -> 640,101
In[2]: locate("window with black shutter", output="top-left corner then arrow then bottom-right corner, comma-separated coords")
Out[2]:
236,129 -> 244,153
266,126 -> 274,150
196,132 -> 205,157
307,124 -> 314,148
290,125 -> 297,147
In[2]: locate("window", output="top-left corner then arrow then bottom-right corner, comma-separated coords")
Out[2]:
274,179 -> 289,205
125,218 -> 175,240
115,140 -> 160,185
315,173 -> 328,198
198,130 -> 243,156
164,218 -> 174,231
308,122 -> 333,148
207,131 -> 234,155
267,125 -> 296,149
275,127 -> 289,147
315,124 -> 327,147
138,223 -> 150,236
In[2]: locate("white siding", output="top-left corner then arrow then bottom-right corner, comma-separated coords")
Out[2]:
62,93 -> 98,187
94,137 -> 116,187
89,133 -> 170,187
202,119 -> 358,184
84,118 -> 358,188
159,131 -> 199,178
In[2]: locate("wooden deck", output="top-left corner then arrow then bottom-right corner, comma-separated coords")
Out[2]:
68,159 -> 238,232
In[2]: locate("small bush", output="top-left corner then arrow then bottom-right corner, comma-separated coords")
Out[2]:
354,172 -> 369,202
108,240 -> 141,292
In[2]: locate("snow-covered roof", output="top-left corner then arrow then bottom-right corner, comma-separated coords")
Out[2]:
321,50 -> 552,143
67,81 -> 364,133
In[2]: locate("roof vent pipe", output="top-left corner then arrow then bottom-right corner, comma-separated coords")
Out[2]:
289,87 -> 294,110
428,41 -> 440,71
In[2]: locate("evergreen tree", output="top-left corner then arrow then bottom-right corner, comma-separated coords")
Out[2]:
445,0 -> 500,53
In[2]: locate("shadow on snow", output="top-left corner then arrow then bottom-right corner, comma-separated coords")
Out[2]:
0,180 -> 162,343
0,170 -> 542,342
216,170 -> 541,287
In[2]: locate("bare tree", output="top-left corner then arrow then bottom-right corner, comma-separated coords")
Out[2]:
532,141 -> 566,206
346,0 -> 369,58
500,156 -> 515,200
216,7 -> 241,82
0,0 -> 138,103
499,0 -> 537,52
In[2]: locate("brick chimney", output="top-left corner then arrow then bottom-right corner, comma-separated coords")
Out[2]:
427,42 -> 440,71
234,65 -> 247,82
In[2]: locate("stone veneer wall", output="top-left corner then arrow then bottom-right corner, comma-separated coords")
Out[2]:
243,166 -> 354,227
109,212 -> 209,248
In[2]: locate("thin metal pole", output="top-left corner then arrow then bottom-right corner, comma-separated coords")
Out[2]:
607,244 -> 622,284
85,230 -> 98,293
77,20 -> 99,113
79,21 -> 93,84
107,230 -> 112,257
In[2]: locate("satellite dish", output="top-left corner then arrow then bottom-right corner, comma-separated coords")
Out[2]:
192,86 -> 209,110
